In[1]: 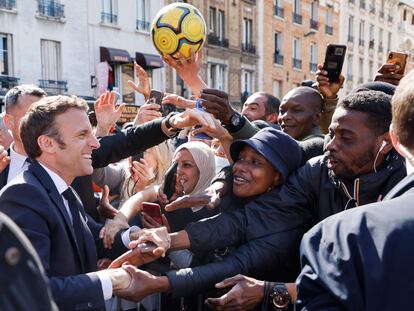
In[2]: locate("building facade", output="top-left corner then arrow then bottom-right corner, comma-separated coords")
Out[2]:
165,0 -> 259,109
397,0 -> 414,72
339,0 -> 399,94
0,0 -> 165,108
259,0 -> 340,99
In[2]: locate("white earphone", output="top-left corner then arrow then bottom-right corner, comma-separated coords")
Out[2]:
379,140 -> 387,152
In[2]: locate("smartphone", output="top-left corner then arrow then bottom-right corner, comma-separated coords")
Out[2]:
194,99 -> 212,140
135,242 -> 157,253
323,44 -> 347,83
162,161 -> 178,200
386,51 -> 408,75
142,202 -> 163,225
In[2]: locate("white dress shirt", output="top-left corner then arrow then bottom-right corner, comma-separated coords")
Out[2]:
7,143 -> 30,183
39,162 -> 137,300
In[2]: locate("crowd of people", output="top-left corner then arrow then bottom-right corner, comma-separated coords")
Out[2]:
0,49 -> 413,311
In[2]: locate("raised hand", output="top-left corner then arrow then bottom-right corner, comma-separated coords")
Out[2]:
128,63 -> 151,100
134,102 -> 162,126
205,275 -> 265,311
108,240 -> 162,269
130,158 -> 155,192
97,185 -> 119,219
164,188 -> 220,212
199,89 -> 236,125
168,108 -> 216,131
94,91 -> 125,136
374,63 -> 404,86
315,64 -> 345,99
162,93 -> 196,109
0,144 -> 10,173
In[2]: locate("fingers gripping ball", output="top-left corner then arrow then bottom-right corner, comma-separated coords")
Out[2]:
151,3 -> 206,59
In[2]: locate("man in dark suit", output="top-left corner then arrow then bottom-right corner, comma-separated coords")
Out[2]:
295,70 -> 414,311
0,94 -> 213,310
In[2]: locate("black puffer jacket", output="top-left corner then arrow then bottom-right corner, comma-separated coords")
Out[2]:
165,150 -> 406,297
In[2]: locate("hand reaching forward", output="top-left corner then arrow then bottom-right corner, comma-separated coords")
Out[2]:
94,91 -> 125,136
128,63 -> 151,100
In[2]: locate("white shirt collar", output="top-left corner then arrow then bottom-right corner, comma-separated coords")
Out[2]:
38,162 -> 70,195
9,142 -> 27,169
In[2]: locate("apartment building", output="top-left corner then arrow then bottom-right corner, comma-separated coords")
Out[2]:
339,0 -> 399,94
397,0 -> 414,72
0,0 -> 165,108
259,0 -> 340,99
165,0 -> 258,108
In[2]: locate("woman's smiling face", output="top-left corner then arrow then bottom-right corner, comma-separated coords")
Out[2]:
174,149 -> 200,194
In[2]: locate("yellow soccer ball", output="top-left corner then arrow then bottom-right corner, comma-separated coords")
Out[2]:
151,3 -> 206,59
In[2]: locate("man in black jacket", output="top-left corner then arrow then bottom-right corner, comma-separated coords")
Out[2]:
110,89 -> 406,303
295,69 -> 414,311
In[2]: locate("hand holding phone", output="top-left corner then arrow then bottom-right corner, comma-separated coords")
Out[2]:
141,202 -> 163,225
193,99 -> 212,140
322,44 -> 347,83
386,51 -> 408,75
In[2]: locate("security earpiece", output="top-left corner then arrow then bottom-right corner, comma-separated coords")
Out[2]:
379,140 -> 387,152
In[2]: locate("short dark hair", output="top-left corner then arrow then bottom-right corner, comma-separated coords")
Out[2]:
338,90 -> 392,136
255,92 -> 281,115
20,95 -> 89,159
4,85 -> 46,112
391,70 -> 414,151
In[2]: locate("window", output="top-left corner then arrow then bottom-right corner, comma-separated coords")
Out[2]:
274,32 -> 283,64
209,7 -> 216,33
38,0 -> 65,19
0,34 -> 11,76
243,18 -> 252,46
403,9 -> 407,21
348,16 -> 354,42
387,32 -> 392,51
369,23 -> 374,48
273,80 -> 281,99
311,1 -> 318,21
347,55 -> 353,80
101,0 -> 118,24
40,39 -> 66,94
358,58 -> 364,83
359,21 -> 365,45
369,60 -> 373,81
293,0 -> 302,24
310,43 -> 317,72
241,70 -> 253,98
326,5 -> 333,34
292,38 -> 301,69
136,0 -> 150,31
274,0 -> 283,18
294,0 -> 301,15
378,28 -> 383,51
218,10 -> 225,39
209,63 -> 226,91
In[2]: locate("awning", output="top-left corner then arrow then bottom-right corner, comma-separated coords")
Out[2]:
135,52 -> 164,69
100,47 -> 131,63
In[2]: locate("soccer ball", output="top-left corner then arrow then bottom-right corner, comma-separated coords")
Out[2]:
151,3 -> 206,59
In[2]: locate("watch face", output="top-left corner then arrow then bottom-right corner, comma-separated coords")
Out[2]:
273,294 -> 289,308
231,114 -> 241,126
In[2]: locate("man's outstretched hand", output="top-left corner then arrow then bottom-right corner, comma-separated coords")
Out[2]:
199,89 -> 236,125
108,242 -> 161,269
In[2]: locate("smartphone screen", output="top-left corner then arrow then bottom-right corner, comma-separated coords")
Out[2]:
194,99 -> 212,140
323,44 -> 347,83
142,202 -> 163,225
386,51 -> 408,75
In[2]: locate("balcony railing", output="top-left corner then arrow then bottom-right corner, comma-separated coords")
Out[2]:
348,35 -> 354,43
325,25 -> 333,35
292,58 -> 302,69
310,19 -> 318,30
369,5 -> 375,14
38,1 -> 65,19
208,33 -> 229,48
0,75 -> 19,91
310,62 -> 317,72
241,43 -> 256,54
274,53 -> 284,65
349,0 -> 355,3
369,39 -> 374,49
293,13 -> 302,24
359,39 -> 365,46
136,19 -> 150,31
274,6 -> 284,18
347,74 -> 353,81
38,79 -> 68,95
388,15 -> 393,23
101,12 -> 117,24
0,0 -> 16,10
360,1 -> 366,9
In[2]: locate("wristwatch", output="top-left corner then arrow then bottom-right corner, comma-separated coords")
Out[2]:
164,112 -> 182,133
224,112 -> 244,133
270,283 -> 291,310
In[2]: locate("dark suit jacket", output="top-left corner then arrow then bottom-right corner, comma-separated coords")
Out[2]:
296,173 -> 414,311
0,161 -> 127,311
0,211 -> 57,311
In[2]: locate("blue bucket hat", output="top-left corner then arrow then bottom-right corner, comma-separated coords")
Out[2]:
230,128 -> 302,181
